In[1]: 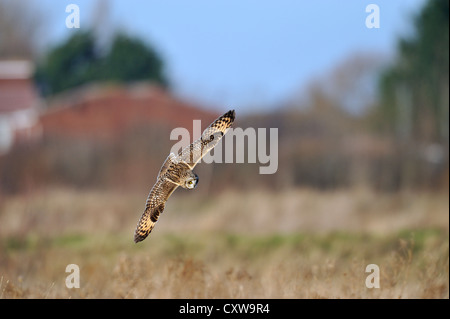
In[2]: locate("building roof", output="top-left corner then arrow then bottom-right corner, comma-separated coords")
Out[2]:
0,60 -> 34,79
40,83 -> 219,140
0,60 -> 39,113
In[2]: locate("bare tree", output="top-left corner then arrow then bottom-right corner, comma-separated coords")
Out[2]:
0,0 -> 47,59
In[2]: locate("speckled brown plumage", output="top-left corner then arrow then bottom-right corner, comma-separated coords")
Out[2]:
134,110 -> 235,243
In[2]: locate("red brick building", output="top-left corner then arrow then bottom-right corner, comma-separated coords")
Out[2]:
40,83 -> 218,141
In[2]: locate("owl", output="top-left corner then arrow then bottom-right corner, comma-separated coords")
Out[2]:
134,110 -> 235,243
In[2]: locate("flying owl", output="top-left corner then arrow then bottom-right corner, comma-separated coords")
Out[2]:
134,110 -> 235,243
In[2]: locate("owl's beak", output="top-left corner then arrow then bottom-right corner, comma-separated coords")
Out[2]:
194,175 -> 199,187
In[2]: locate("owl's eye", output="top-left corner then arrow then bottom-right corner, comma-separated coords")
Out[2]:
186,179 -> 197,189
187,180 -> 196,187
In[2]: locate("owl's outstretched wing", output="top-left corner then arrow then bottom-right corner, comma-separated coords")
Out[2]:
134,175 -> 178,243
178,110 -> 235,168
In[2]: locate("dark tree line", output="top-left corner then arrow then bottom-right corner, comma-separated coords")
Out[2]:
378,0 -> 449,144
34,30 -> 168,97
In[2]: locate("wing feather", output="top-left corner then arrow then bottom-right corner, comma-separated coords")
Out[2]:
178,110 -> 235,168
134,177 -> 178,243
158,153 -> 178,178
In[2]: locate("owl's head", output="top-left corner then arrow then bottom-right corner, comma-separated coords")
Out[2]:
184,173 -> 199,190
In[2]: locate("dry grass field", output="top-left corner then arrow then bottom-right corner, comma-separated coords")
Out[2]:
0,187 -> 448,298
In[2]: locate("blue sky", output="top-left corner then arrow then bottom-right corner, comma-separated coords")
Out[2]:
37,0 -> 425,112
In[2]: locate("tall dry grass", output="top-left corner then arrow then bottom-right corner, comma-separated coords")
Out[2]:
0,187 -> 448,298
